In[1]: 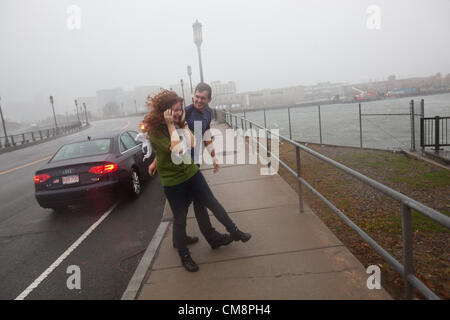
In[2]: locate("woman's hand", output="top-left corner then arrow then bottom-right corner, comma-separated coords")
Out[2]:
148,158 -> 157,176
164,109 -> 174,126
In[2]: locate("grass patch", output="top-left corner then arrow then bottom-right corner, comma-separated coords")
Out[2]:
412,209 -> 450,233
389,170 -> 450,189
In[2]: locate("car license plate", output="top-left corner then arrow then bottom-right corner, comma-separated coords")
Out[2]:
62,175 -> 79,184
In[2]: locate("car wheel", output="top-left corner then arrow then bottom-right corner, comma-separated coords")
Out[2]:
129,168 -> 141,198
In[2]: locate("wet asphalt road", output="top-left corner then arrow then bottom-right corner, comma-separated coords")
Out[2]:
0,117 -> 166,300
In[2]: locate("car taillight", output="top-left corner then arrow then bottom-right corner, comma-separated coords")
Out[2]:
103,164 -> 118,173
88,163 -> 118,175
34,174 -> 51,184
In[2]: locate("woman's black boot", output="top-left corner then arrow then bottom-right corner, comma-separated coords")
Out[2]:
180,251 -> 199,272
231,228 -> 252,242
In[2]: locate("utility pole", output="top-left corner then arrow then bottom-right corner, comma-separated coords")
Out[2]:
180,79 -> 186,106
187,65 -> 194,103
49,95 -> 59,134
0,96 -> 10,147
193,20 -> 204,83
74,99 -> 81,124
83,102 -> 89,125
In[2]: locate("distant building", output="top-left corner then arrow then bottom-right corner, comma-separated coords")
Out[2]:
96,88 -> 126,116
76,96 -> 97,117
240,85 -> 305,109
134,86 -> 161,111
210,81 -> 240,107
303,82 -> 347,101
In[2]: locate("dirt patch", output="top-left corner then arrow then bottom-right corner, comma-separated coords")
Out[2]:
276,142 -> 449,300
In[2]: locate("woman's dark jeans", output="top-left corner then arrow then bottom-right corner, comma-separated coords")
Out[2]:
164,170 -> 236,256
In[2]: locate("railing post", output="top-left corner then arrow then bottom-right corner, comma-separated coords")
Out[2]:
420,99 -> 425,153
263,108 -> 267,128
22,133 -> 26,145
318,105 -> 323,145
359,103 -> 363,149
11,135 -> 15,146
243,110 -> 247,131
410,100 -> 415,152
434,116 -> 440,152
288,107 -> 292,140
401,204 -> 414,300
420,118 -> 424,149
264,109 -> 270,161
295,146 -> 304,213
31,131 -> 35,141
39,130 -> 43,140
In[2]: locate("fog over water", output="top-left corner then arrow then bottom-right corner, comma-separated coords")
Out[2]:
1,0 -> 449,122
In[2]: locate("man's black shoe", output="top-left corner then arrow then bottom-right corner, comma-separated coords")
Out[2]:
180,253 -> 199,272
231,229 -> 252,242
210,234 -> 233,249
173,235 -> 199,249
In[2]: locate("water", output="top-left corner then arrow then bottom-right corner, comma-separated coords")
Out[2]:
235,93 -> 450,150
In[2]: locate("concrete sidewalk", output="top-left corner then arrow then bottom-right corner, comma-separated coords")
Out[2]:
136,124 -> 391,300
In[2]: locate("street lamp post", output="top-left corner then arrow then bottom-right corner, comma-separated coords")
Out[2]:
49,95 -> 59,134
192,19 -> 204,83
83,102 -> 89,125
134,99 -> 138,114
0,96 -> 10,147
187,65 -> 194,103
74,99 -> 81,124
180,79 -> 186,106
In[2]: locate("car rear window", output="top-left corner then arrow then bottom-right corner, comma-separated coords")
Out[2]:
51,139 -> 112,162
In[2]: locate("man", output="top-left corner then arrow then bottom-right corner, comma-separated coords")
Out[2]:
148,83 -> 234,250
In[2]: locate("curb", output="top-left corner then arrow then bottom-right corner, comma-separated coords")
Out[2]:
121,201 -> 171,300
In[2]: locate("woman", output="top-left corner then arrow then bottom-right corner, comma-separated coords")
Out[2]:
144,90 -> 251,272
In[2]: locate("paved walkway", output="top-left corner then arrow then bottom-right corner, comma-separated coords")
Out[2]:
137,123 -> 391,300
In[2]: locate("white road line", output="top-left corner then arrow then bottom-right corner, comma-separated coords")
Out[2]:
0,156 -> 52,176
121,219 -> 169,300
15,201 -> 120,300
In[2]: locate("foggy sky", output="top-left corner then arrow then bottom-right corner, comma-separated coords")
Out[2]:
1,0 -> 449,122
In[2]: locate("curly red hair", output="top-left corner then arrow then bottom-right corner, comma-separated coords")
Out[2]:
143,89 -> 184,137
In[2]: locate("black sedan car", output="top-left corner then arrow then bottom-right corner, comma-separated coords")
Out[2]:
34,130 -> 154,210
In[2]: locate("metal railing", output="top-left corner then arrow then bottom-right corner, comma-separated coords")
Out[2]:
224,110 -> 450,300
420,116 -> 449,151
224,99 -> 425,152
0,121 -> 83,149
